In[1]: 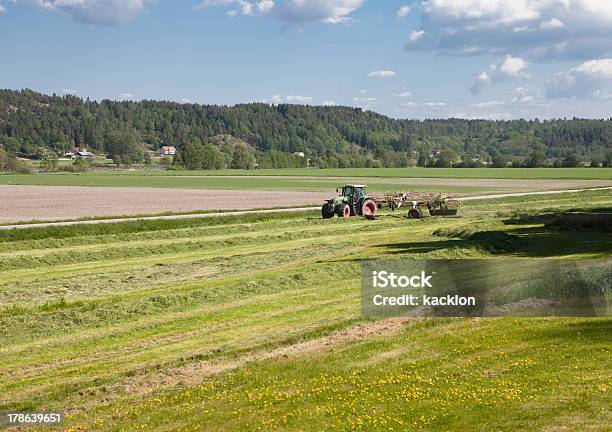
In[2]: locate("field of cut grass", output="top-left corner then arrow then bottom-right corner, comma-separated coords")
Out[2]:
0,190 -> 610,431
30,167 -> 612,179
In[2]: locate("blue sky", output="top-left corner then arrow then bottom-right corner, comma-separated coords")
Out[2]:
1,0 -> 612,119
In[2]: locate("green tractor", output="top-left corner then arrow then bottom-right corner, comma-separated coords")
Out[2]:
321,185 -> 379,219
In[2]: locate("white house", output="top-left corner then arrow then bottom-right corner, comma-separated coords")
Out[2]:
160,146 -> 177,156
64,146 -> 94,159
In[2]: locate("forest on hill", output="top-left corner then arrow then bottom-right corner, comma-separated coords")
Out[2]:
1,89 -> 611,169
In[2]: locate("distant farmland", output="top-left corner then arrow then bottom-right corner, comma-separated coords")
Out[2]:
115,167 -> 612,180
1,169 -> 611,223
0,168 -> 610,194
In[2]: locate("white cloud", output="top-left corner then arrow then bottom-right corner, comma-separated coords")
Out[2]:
358,89 -> 367,94
353,97 -> 377,102
286,95 -> 313,103
367,70 -> 396,78
500,55 -> 528,76
424,101 -> 445,107
322,100 -> 337,106
510,85 -> 541,103
119,93 -> 135,100
279,0 -> 363,24
473,100 -> 505,108
409,30 -> 424,41
471,55 -> 528,94
180,98 -> 192,104
352,96 -> 378,109
395,91 -> 412,98
257,0 -> 274,14
397,5 -> 410,18
198,0 -> 363,26
574,58 -> 612,79
270,95 -> 313,104
62,89 -> 76,95
405,0 -> 612,61
199,0 -> 269,17
539,17 -> 564,30
0,4 -> 5,13
15,0 -> 148,26
547,58 -> 612,99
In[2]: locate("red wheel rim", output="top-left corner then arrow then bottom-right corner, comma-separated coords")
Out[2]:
343,206 -> 350,217
363,201 -> 376,216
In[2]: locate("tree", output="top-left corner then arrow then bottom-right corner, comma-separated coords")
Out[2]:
73,157 -> 90,172
435,149 -> 460,168
0,148 -> 31,173
181,139 -> 226,170
40,153 -> 59,172
604,150 -> 612,167
491,153 -> 510,168
105,130 -> 144,167
562,154 -> 581,168
0,148 -> 14,172
526,150 -> 546,168
231,144 -> 256,170
417,152 -> 428,167
1,89 -> 611,169
201,144 -> 226,170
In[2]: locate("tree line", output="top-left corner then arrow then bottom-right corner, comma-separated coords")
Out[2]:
0,89 -> 611,170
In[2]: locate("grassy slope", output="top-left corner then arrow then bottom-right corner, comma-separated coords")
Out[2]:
0,191 -> 610,431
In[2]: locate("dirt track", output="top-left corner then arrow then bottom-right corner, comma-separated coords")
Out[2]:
0,185 -> 330,224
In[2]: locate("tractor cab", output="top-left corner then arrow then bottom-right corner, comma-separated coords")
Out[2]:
338,185 -> 367,205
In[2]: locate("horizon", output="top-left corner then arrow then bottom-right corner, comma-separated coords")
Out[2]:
1,1 -> 612,120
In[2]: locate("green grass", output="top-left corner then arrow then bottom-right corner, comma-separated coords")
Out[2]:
0,168 -> 610,194
39,167 -> 612,179
1,190 -> 610,431
0,172 -> 497,193
75,317 -> 610,432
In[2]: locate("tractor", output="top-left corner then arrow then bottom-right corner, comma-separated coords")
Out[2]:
321,185 -> 378,219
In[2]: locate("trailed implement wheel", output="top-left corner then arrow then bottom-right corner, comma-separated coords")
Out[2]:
408,207 -> 423,219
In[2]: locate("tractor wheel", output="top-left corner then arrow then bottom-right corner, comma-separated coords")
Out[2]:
408,207 -> 423,219
336,204 -> 351,218
321,204 -> 334,219
361,199 -> 378,217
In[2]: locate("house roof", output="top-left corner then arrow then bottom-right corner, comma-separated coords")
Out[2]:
161,146 -> 176,150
